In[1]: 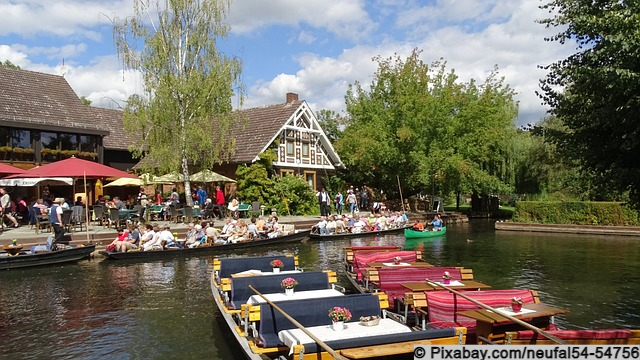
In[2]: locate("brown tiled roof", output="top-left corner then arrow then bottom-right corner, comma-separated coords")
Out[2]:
89,107 -> 132,150
0,67 -> 105,133
227,100 -> 302,163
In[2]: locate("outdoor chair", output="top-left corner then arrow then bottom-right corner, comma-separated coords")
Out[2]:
251,201 -> 260,217
71,205 -> 85,232
182,205 -> 193,223
166,204 -> 179,223
108,207 -> 120,229
93,205 -> 105,227
33,207 -> 51,234
61,209 -> 73,233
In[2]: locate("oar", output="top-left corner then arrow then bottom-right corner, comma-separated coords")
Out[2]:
248,285 -> 348,360
426,281 -> 568,345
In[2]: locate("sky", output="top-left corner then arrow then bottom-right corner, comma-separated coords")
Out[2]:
0,0 -> 574,127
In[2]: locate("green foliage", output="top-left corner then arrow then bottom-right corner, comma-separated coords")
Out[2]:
1,60 -> 20,69
79,96 -> 92,106
316,109 -> 346,143
112,0 -> 244,206
514,201 -> 640,226
336,49 -> 518,200
236,150 -> 319,215
538,1 -> 640,208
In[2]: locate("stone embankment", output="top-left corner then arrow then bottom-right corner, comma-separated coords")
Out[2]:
495,221 -> 640,237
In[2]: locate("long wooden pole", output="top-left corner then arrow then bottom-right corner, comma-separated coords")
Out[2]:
396,175 -> 405,212
248,285 -> 347,360
426,281 -> 567,345
84,172 -> 90,244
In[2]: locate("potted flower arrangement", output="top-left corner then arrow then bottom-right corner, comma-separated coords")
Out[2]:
442,271 -> 452,285
359,315 -> 380,326
270,259 -> 284,273
393,256 -> 402,265
511,297 -> 523,312
281,277 -> 298,296
328,306 -> 352,331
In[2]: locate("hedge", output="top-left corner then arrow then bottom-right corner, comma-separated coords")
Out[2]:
513,201 -> 640,226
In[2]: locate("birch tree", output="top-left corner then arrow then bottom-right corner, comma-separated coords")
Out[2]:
113,0 -> 243,205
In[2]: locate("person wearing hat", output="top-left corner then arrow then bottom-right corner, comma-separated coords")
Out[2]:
49,197 -> 65,246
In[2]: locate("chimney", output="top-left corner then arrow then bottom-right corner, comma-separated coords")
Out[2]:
286,92 -> 299,103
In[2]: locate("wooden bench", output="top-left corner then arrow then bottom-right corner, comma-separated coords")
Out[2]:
505,329 -> 640,345
422,289 -> 540,331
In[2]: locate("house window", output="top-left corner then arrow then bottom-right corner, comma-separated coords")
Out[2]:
302,143 -> 309,158
60,133 -> 78,151
80,135 -> 97,153
304,171 -> 316,190
280,169 -> 295,177
286,142 -> 294,156
11,129 -> 34,162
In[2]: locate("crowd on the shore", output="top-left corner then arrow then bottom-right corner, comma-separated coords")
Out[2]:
311,211 -> 409,235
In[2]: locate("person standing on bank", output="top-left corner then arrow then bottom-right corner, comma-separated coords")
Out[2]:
334,191 -> 343,215
0,187 -> 19,228
50,197 -> 65,246
316,187 -> 329,216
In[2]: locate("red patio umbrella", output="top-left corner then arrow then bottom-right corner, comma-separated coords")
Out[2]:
0,163 -> 26,177
5,156 -> 137,179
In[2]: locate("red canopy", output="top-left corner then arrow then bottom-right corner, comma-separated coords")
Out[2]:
0,163 -> 26,176
6,157 -> 137,179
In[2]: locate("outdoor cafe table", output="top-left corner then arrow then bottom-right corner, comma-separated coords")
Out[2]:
457,303 -> 570,343
366,261 -> 434,268
246,288 -> 343,305
118,209 -> 138,221
400,280 -> 492,292
278,318 -> 412,355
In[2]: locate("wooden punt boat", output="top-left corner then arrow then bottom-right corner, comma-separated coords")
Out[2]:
99,229 -> 311,260
308,225 -> 411,240
404,226 -> 447,239
211,255 -> 466,359
0,244 -> 95,270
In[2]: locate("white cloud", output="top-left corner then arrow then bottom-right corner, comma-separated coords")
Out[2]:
228,0 -> 375,40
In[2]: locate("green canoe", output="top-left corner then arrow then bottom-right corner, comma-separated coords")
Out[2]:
404,226 -> 447,239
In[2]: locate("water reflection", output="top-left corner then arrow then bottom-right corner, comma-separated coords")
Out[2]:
1,221 -> 639,359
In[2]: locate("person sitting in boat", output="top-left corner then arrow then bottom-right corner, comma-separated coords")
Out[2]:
335,215 -> 347,234
345,214 -> 355,232
108,227 -> 130,252
219,218 -> 235,241
326,215 -> 337,234
229,220 -> 248,243
181,222 -> 196,247
187,224 -> 206,248
140,224 -> 159,251
430,214 -> 443,231
247,217 -> 260,239
267,216 -> 282,238
412,219 -> 424,231
352,216 -> 366,233
123,223 -> 141,251
312,216 -> 328,234
158,226 -> 178,248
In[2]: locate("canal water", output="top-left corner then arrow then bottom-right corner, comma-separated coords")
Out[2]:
1,220 -> 639,359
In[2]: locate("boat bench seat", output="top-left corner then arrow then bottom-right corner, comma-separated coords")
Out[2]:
344,246 -> 401,264
505,329 -> 640,345
352,251 -> 420,276
372,267 -> 463,308
215,255 -> 297,279
257,293 -> 382,348
281,224 -> 295,236
229,271 -> 333,309
298,327 -> 466,355
423,289 -> 539,331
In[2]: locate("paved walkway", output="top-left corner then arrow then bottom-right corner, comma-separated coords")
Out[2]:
0,214 -> 322,247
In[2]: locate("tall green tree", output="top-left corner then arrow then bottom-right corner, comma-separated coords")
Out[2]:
337,49 -> 518,202
113,0 -> 244,205
315,109 -> 346,143
539,0 -> 640,207
1,60 -> 20,69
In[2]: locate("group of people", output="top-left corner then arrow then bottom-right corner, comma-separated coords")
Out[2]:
316,185 -> 376,217
132,185 -> 230,220
107,214 -> 287,253
412,214 -> 444,231
311,211 -> 408,235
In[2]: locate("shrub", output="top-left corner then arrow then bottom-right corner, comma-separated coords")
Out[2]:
513,201 -> 640,226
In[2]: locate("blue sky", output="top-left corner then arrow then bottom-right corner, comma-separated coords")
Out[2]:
0,0 -> 573,126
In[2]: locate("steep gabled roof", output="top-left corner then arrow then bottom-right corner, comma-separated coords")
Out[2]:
228,100 -> 303,163
89,107 -> 132,150
0,67 -> 105,135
